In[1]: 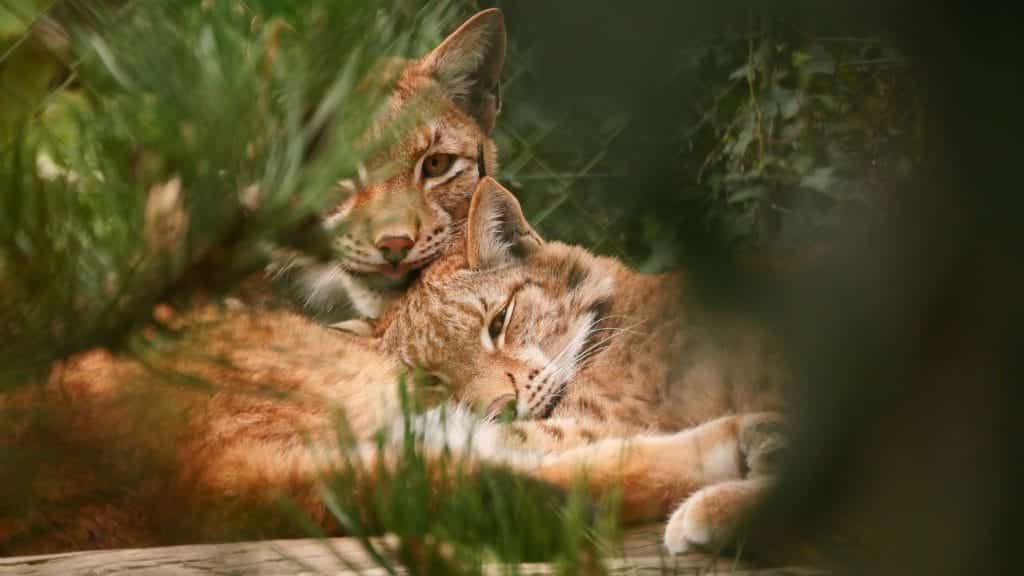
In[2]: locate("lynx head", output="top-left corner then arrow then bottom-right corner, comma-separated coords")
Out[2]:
382,178 -> 617,420
296,9 -> 506,319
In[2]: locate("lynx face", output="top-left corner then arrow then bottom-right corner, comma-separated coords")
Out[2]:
292,9 -> 506,319
383,178 -> 617,420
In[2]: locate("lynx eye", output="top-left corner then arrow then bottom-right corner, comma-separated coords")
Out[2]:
487,297 -> 516,347
422,153 -> 454,178
488,308 -> 507,341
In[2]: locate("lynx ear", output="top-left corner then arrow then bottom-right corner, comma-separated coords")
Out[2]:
467,177 -> 542,270
422,9 -> 506,133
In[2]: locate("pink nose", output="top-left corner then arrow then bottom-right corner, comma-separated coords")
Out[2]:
375,235 -> 415,264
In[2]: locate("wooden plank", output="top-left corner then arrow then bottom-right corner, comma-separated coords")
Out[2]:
0,537 -> 391,576
0,525 -> 828,575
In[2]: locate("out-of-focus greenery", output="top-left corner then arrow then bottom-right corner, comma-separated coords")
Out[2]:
497,12 -> 922,282
0,0 -> 458,383
683,26 -> 922,249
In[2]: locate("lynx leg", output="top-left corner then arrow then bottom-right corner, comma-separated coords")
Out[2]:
662,411 -> 786,554
663,476 -> 775,555
359,407 -> 785,528
363,408 -> 747,521
522,415 -> 750,522
737,412 -> 787,477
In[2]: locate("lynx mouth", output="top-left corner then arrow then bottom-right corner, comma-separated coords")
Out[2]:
375,254 -> 439,278
347,254 -> 438,290
376,265 -> 410,281
350,268 -> 420,291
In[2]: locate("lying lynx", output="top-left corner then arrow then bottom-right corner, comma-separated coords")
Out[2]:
377,177 -> 790,553
0,316 -> 777,556
0,180 -> 785,556
282,9 -> 506,320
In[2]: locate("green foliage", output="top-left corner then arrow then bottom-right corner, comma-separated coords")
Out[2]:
0,0 -> 457,384
496,16 -> 922,282
682,26 -> 923,248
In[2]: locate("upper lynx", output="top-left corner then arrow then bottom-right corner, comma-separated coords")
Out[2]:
285,9 -> 506,319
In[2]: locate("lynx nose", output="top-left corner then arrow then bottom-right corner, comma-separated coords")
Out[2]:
375,235 -> 415,264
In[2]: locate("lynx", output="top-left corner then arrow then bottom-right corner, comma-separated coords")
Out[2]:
0,179 -> 785,556
377,178 -> 791,553
0,304 -> 404,554
281,9 -> 506,320
0,307 -> 778,556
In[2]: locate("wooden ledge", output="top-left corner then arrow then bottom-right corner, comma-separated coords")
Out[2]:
0,525 -> 827,575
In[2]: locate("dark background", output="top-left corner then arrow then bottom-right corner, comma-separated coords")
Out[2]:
492,1 -> 1014,573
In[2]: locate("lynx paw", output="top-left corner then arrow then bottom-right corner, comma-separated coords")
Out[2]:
737,412 -> 787,477
664,484 -> 735,554
663,491 -> 704,554
663,477 -> 771,555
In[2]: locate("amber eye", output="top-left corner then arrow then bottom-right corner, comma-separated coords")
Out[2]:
422,153 -> 454,178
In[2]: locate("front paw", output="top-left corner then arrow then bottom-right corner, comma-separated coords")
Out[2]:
663,477 -> 773,555
737,412 -> 787,477
663,488 -> 706,555
664,483 -> 741,555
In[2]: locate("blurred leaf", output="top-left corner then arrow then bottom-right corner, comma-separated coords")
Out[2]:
800,166 -> 837,194
803,46 -> 835,75
0,0 -> 463,384
729,186 -> 767,204
729,62 -> 752,80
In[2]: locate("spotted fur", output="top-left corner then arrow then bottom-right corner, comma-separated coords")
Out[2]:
382,179 -> 789,432
378,178 -> 792,552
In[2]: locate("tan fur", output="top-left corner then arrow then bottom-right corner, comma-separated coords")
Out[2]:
380,178 -> 790,550
663,476 -> 775,554
528,415 -> 747,522
1,180 -> 786,555
0,297 -> 771,555
383,179 -> 788,431
0,299 -> 402,555
1,179 -> 786,557
280,9 -> 506,319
